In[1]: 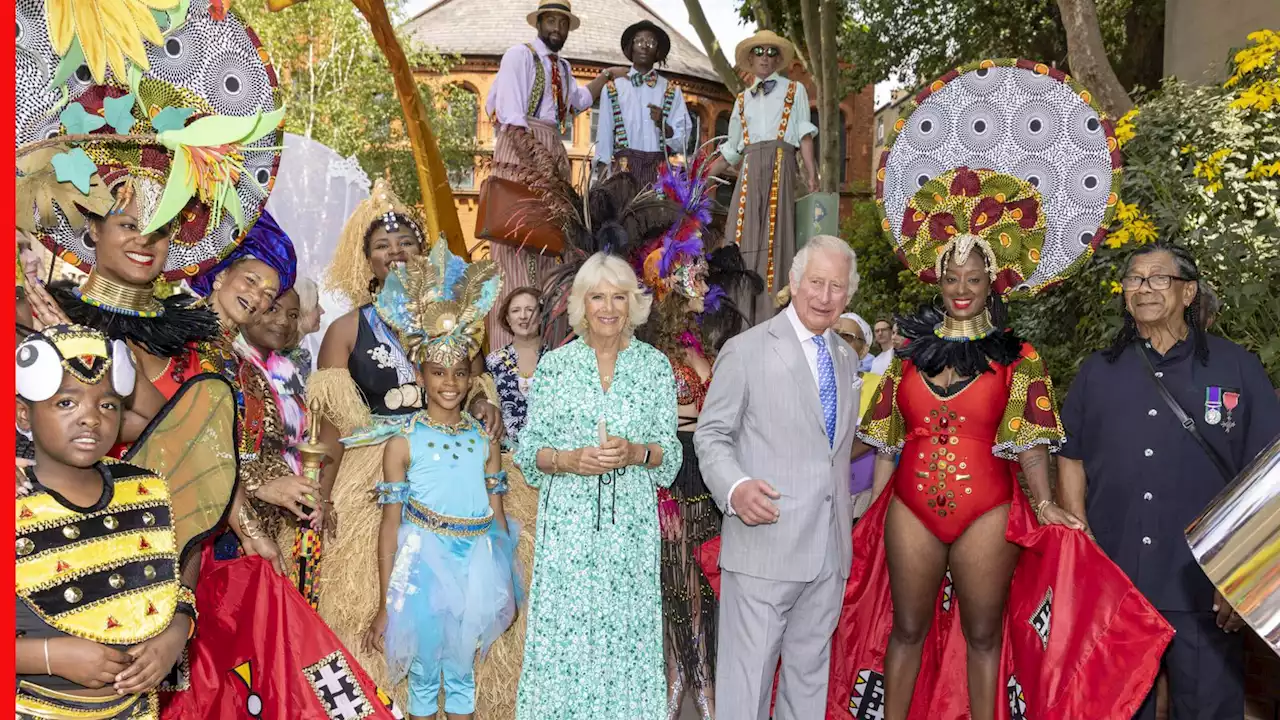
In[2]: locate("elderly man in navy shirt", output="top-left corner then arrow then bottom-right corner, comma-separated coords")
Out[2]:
1058,243 -> 1280,720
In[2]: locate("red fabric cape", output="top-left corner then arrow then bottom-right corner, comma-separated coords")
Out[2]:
162,546 -> 404,720
698,490 -> 1174,720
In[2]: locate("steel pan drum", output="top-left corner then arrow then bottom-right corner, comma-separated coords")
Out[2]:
1186,436 -> 1280,656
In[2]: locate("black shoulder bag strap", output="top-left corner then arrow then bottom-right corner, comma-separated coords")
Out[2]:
1137,345 -> 1236,481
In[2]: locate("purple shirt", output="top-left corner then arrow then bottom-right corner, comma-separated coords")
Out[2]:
486,37 -> 594,129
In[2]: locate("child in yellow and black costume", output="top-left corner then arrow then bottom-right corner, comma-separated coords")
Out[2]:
14,325 -> 239,719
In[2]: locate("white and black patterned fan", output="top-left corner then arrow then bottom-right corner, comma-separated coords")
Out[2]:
875,59 -> 1123,291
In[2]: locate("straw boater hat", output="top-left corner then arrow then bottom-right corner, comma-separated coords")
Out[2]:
733,29 -> 796,69
526,0 -> 581,31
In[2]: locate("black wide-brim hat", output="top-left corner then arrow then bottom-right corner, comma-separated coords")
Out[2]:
622,20 -> 671,62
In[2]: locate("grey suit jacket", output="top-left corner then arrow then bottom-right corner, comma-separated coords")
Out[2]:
695,311 -> 856,583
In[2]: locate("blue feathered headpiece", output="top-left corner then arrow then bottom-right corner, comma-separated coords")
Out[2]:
375,236 -> 501,365
189,209 -> 297,297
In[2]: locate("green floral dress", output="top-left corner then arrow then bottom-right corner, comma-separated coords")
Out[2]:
515,338 -> 682,719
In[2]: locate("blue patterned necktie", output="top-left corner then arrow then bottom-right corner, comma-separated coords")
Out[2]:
812,335 -> 837,447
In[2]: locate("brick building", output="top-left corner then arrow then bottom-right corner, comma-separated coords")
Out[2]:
401,0 -> 873,256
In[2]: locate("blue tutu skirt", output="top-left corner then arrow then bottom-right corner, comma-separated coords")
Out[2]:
382,515 -> 522,683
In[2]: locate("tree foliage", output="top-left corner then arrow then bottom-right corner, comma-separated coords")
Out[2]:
234,0 -> 477,201
1013,31 -> 1280,387
833,0 -> 1160,95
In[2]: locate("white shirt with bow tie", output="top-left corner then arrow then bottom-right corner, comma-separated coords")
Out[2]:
594,66 -> 692,164
718,72 -> 818,166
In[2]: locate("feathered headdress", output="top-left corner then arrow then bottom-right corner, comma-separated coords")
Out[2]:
375,236 -> 501,366
636,157 -> 716,302
496,129 -> 753,345
326,177 -> 428,308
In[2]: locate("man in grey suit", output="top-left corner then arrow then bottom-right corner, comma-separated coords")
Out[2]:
695,234 -> 860,720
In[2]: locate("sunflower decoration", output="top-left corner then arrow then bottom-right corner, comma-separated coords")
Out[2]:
45,0 -> 179,83
375,237 -> 502,366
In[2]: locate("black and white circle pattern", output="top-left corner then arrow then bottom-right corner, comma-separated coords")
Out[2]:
880,63 -> 1114,289
16,0 -> 282,279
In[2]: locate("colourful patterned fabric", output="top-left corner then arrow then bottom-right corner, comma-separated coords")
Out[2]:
899,167 -> 1049,295
993,344 -> 1065,459
858,356 -> 907,454
485,343 -> 546,450
875,59 -> 1123,295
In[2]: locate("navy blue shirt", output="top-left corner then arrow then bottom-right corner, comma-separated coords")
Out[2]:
1060,335 -> 1280,612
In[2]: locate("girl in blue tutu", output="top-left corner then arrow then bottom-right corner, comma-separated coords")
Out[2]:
355,239 -> 519,720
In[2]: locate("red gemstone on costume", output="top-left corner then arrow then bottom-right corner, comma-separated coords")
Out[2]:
146,602 -> 158,616
136,484 -> 150,496
139,537 -> 151,550
106,616 -> 121,629
55,560 -> 70,573
19,506 -> 33,519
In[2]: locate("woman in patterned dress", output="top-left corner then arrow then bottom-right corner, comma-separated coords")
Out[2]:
485,287 -> 547,451
515,253 -> 682,720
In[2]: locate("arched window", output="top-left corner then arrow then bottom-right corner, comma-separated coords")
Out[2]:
714,111 -> 730,141
590,96 -> 601,146
683,103 -> 705,158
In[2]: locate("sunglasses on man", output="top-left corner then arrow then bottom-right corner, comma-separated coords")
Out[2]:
751,46 -> 781,58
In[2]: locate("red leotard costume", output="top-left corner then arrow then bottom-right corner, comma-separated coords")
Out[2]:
822,346 -> 1173,719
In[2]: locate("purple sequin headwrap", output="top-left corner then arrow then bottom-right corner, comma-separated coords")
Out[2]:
188,209 -> 297,297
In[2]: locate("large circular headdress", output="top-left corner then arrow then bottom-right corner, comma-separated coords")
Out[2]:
15,0 -> 284,281
876,59 -> 1123,296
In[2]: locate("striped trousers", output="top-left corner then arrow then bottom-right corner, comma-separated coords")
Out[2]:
487,118 -> 568,349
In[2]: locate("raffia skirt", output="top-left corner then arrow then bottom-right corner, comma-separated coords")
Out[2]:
473,454 -> 540,719
662,431 -> 721,719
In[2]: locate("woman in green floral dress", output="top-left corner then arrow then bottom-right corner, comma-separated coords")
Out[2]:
515,253 -> 683,719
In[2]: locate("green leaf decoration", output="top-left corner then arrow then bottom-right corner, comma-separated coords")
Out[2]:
166,0 -> 192,34
103,94 -> 137,134
151,8 -> 171,31
50,148 -> 100,194
59,102 -> 106,135
152,107 -> 195,132
156,106 -> 287,150
49,40 -> 86,91
143,148 -> 195,235
127,65 -> 143,99
222,184 -> 245,229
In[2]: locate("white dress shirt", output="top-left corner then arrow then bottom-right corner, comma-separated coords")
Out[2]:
487,37 -> 594,128
594,67 -> 692,163
870,348 -> 894,376
718,73 -> 819,166
726,305 -> 835,515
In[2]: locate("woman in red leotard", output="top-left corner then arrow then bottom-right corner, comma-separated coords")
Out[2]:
862,239 -> 1078,720
826,60 -> 1173,720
